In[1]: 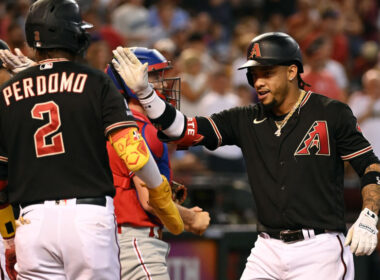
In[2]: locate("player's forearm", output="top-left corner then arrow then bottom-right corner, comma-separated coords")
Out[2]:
361,163 -> 380,214
176,204 -> 196,226
139,90 -> 185,137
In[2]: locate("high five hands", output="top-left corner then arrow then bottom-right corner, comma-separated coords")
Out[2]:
112,47 -> 153,99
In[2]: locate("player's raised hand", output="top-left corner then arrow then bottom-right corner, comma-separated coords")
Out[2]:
344,208 -> 378,256
0,48 -> 36,73
112,46 -> 153,99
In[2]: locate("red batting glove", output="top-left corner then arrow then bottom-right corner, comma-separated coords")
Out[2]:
4,238 -> 17,280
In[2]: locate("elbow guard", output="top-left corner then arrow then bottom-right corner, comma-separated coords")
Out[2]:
0,204 -> 15,239
158,117 -> 204,150
109,127 -> 150,172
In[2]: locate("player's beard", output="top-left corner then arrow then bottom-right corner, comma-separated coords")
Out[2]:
262,98 -> 277,112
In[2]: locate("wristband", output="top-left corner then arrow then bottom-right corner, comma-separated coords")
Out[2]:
136,84 -> 154,99
360,171 -> 380,189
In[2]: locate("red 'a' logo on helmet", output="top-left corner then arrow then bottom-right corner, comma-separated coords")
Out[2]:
249,43 -> 261,59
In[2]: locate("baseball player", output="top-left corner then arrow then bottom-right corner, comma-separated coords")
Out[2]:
112,32 -> 380,280
107,47 -> 210,279
0,0 -> 183,279
0,39 -> 12,280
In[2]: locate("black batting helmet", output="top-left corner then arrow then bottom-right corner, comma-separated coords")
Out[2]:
238,32 -> 307,88
0,40 -> 9,50
25,0 -> 92,54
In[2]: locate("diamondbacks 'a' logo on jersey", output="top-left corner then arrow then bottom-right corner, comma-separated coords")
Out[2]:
294,121 -> 330,156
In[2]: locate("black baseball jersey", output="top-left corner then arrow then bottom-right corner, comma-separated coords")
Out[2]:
195,91 -> 379,232
0,59 -> 136,204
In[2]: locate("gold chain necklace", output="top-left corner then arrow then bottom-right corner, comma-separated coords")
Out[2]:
274,90 -> 306,137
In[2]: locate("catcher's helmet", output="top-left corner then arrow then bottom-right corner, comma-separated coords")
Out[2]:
106,47 -> 181,109
0,39 -> 9,70
25,0 -> 92,54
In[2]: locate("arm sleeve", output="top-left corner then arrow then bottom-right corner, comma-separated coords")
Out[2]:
193,107 -> 242,150
101,76 -> 137,136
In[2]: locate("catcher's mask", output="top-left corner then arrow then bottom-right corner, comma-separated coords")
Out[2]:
238,32 -> 308,89
25,0 -> 92,55
106,47 -> 181,109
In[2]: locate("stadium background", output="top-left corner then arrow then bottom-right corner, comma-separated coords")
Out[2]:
1,0 -> 380,279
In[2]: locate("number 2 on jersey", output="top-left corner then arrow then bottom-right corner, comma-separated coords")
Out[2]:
31,101 -> 65,157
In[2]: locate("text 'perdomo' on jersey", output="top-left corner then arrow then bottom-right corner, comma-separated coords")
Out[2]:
2,71 -> 88,106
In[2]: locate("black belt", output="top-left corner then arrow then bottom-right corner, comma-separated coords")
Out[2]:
265,229 -> 326,243
20,197 -> 107,208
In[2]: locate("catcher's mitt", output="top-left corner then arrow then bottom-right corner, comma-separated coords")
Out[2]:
171,181 -> 187,204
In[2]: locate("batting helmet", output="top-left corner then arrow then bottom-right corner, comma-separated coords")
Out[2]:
25,0 -> 92,54
0,40 -> 9,50
238,32 -> 306,88
106,47 -> 181,109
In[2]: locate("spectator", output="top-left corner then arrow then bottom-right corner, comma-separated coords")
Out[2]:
302,35 -> 346,102
199,68 -> 245,173
348,69 -> 380,157
286,0 -> 319,44
148,0 -> 190,43
317,7 -> 349,65
184,32 -> 218,72
177,48 -> 209,116
111,0 -> 151,47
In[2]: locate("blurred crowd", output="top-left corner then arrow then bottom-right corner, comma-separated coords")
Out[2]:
1,0 -> 380,224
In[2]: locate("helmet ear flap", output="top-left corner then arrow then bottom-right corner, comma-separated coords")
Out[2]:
246,71 -> 254,87
77,30 -> 91,55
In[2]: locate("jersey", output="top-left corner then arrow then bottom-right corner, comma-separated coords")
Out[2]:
195,91 -> 379,232
0,59 -> 136,204
107,109 -> 171,227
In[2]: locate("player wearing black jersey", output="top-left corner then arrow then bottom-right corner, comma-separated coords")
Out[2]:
113,32 -> 380,280
0,0 -> 183,279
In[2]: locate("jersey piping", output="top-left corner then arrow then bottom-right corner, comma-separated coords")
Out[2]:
341,146 -> 373,160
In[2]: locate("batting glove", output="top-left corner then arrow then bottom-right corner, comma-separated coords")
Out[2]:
111,46 -> 153,99
3,238 -> 17,280
0,48 -> 36,73
344,208 -> 378,256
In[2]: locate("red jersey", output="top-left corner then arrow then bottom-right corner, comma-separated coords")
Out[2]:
107,109 -> 171,227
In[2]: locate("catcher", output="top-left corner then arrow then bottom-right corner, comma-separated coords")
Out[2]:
106,47 -> 210,279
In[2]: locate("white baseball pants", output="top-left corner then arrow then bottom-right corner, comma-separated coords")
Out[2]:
241,232 -> 354,280
15,197 -> 120,280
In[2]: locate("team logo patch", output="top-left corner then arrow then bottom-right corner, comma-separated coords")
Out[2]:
294,121 -> 330,156
40,62 -> 53,70
249,43 -> 262,59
